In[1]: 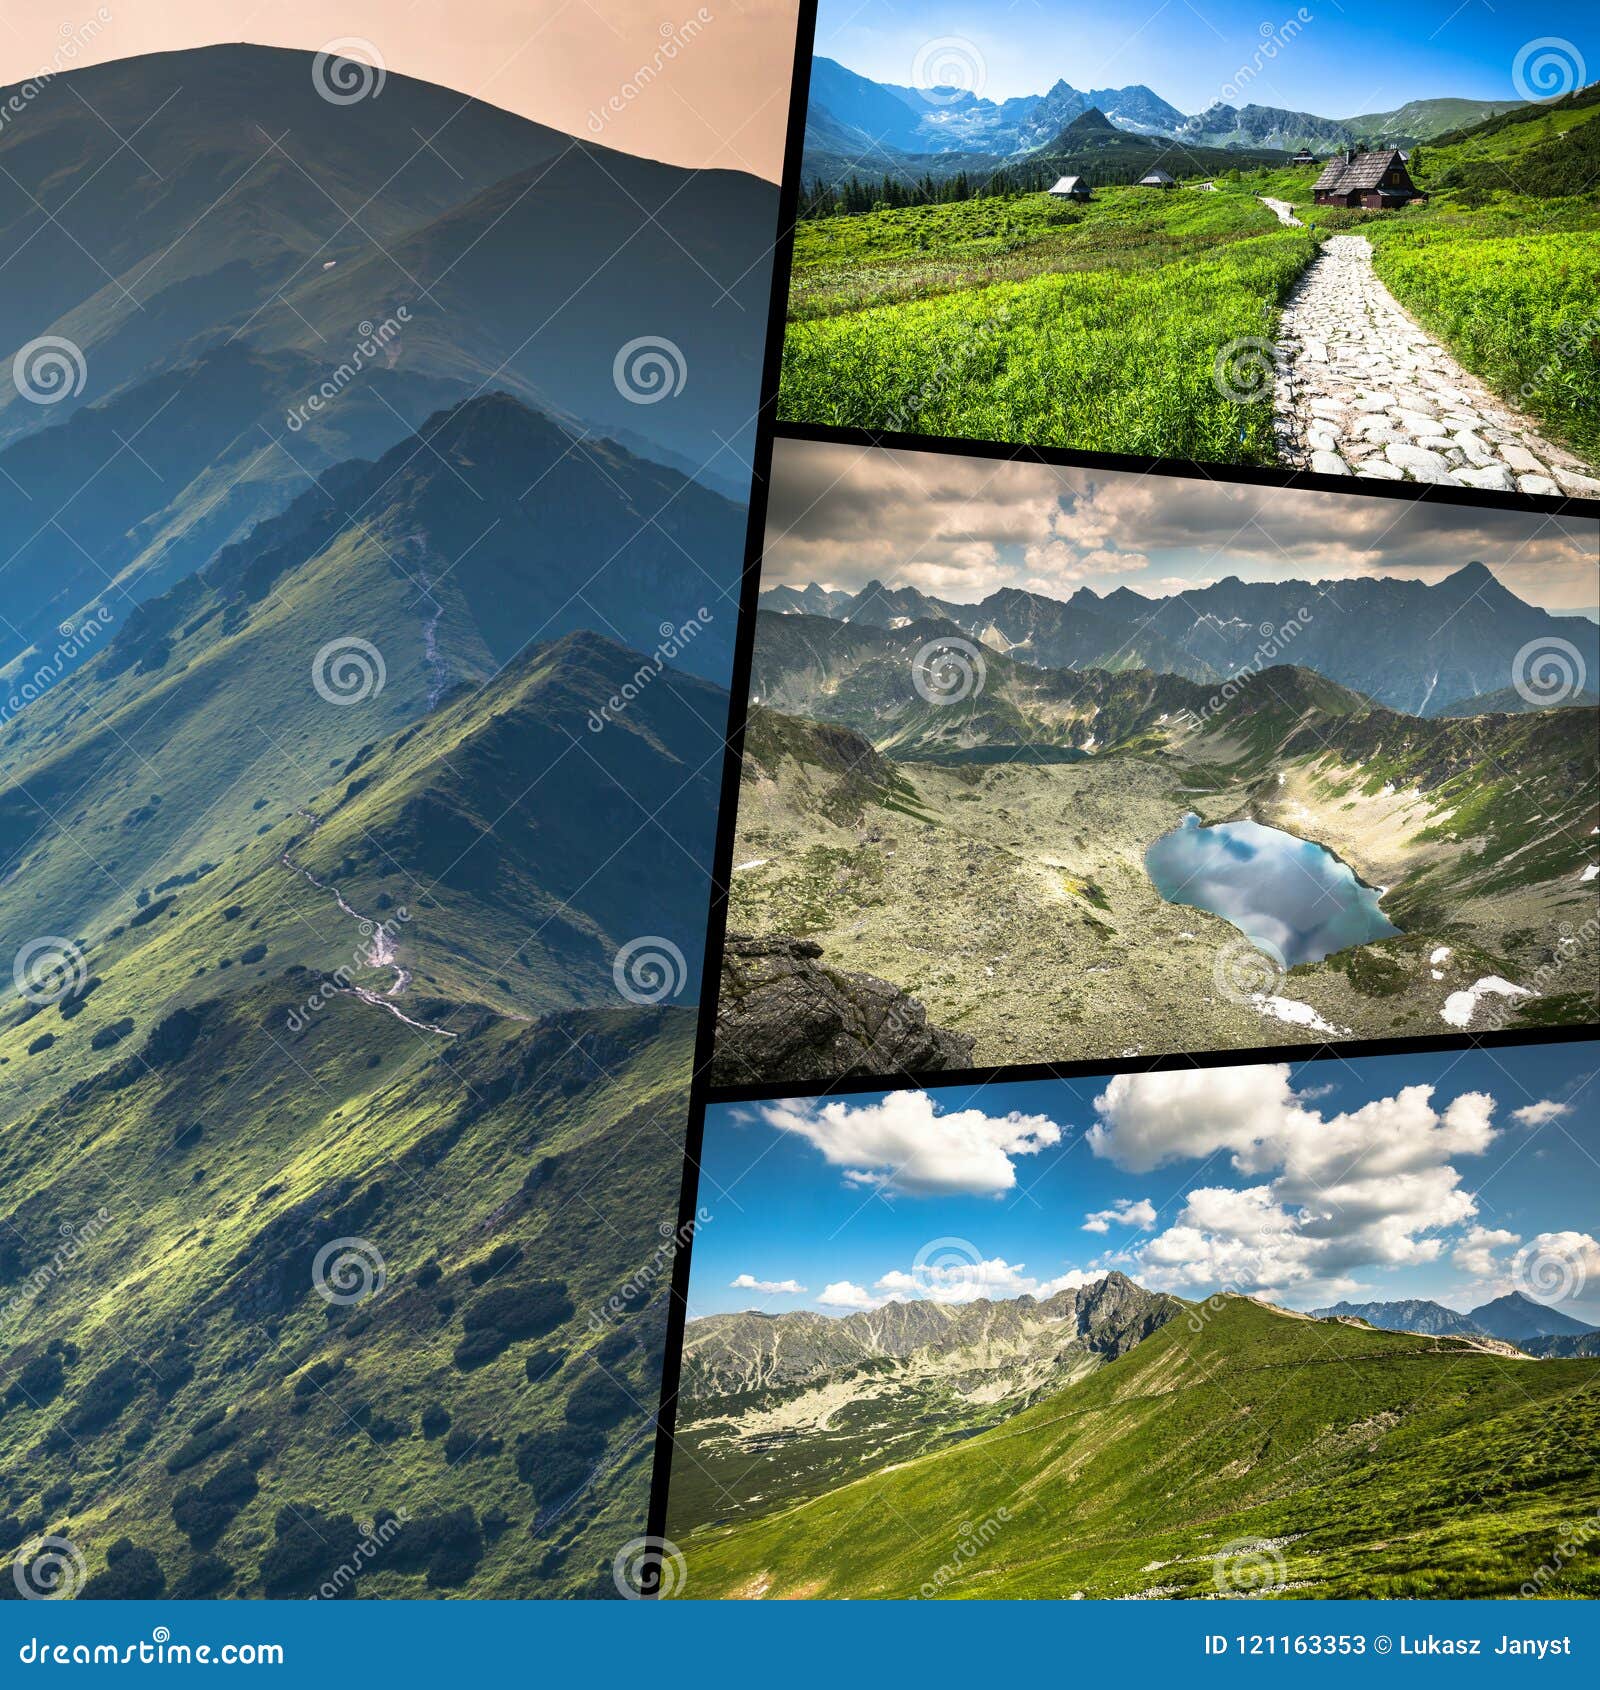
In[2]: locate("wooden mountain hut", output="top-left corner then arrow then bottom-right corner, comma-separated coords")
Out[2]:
1138,168 -> 1176,188
1312,147 -> 1426,209
1289,147 -> 1318,166
1047,174 -> 1092,200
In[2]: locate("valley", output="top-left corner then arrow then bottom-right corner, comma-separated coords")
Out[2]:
721,598 -> 1597,1078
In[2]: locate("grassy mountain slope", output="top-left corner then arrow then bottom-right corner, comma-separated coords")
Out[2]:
675,1297 -> 1600,1599
0,619 -> 722,1597
0,396 -> 737,1006
1,393 -> 731,1597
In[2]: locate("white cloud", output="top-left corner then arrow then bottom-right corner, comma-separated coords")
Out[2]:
763,440 -> 1597,613
1452,1226 -> 1520,1279
1517,1231 -> 1600,1298
761,1091 -> 1064,1197
1083,1197 -> 1157,1234
1089,1067 -> 1504,1298
1512,1100 -> 1573,1127
730,1274 -> 807,1295
817,1280 -> 882,1310
874,1255 -> 1048,1304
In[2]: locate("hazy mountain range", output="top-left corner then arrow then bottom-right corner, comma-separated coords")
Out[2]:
0,43 -> 772,676
1313,1291 -> 1598,1351
761,563 -> 1600,718
0,44 -> 771,1601
805,53 -> 1527,181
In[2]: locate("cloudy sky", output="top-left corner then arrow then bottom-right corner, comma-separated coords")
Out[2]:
762,440 -> 1600,617
816,0 -> 1592,116
690,1044 -> 1600,1324
0,1 -> 800,179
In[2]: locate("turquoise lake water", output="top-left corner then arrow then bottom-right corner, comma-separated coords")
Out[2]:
1144,812 -> 1399,968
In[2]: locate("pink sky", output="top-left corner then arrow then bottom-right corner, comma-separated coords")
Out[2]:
0,0 -> 801,179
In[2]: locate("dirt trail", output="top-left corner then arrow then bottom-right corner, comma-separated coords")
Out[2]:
1272,234 -> 1600,494
281,810 -> 457,1038
1258,196 -> 1303,227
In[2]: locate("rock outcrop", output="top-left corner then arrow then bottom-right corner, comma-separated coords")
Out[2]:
712,933 -> 974,1087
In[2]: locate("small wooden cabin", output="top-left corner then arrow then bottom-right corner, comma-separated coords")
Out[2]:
1289,147 -> 1317,166
1139,169 -> 1176,189
1047,174 -> 1092,200
1312,147 -> 1426,208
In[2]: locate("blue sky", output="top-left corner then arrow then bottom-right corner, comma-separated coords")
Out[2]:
816,0 -> 1594,116
690,1043 -> 1600,1324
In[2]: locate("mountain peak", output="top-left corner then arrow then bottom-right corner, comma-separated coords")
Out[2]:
1063,106 -> 1118,134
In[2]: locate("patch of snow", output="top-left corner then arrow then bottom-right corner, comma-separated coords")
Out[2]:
1431,970 -> 1444,981
888,616 -> 912,629
1080,735 -> 1097,753
1429,946 -> 1452,965
1582,865 -> 1598,883
1441,976 -> 1530,1029
734,859 -> 769,873
1251,994 -> 1348,1036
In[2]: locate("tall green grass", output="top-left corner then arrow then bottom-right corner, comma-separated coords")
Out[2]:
781,190 -> 1313,462
1371,227 -> 1600,462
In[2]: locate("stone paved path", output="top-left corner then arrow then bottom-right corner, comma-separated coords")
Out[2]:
1259,196 -> 1303,227
1273,234 -> 1600,496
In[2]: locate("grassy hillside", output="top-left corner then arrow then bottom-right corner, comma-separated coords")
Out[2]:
0,397 -> 731,1599
674,1298 -> 1600,1599
0,625 -> 714,1596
